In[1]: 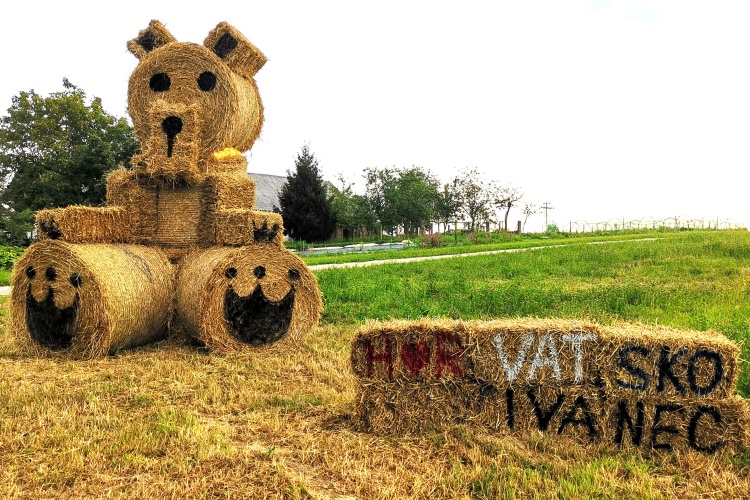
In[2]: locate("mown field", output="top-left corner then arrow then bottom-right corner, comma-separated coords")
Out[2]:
0,230 -> 749,498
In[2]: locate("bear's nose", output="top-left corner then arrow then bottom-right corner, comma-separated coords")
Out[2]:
162,116 -> 183,157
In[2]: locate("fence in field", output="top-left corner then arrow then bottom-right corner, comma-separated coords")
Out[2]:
564,217 -> 744,233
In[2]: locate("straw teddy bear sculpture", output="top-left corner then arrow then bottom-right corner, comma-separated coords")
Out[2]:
9,20 -> 322,358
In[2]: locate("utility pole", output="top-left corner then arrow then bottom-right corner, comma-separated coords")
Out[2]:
541,202 -> 554,230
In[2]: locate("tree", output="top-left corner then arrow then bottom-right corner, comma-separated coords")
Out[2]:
331,175 -> 377,239
363,166 -> 439,237
277,145 -> 336,243
489,182 -> 524,232
0,79 -> 138,216
392,166 -> 439,237
456,167 -> 489,231
363,167 -> 398,237
522,202 -> 537,232
434,179 -> 461,233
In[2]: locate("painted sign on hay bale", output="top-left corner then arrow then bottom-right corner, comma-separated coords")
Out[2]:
351,319 -> 749,454
9,20 -> 321,358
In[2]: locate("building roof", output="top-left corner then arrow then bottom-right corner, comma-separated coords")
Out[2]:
249,173 -> 287,212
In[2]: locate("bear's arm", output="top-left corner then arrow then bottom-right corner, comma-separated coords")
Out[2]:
202,172 -> 284,246
36,206 -> 132,243
213,209 -> 285,246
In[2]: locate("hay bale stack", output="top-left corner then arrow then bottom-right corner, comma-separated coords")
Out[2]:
352,319 -> 748,454
175,245 -> 321,353
9,240 -> 174,359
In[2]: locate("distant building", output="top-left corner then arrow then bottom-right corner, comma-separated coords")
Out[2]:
248,173 -> 287,212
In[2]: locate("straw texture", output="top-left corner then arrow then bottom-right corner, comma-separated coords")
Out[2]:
175,245 -> 321,354
9,241 -> 174,359
352,319 -> 747,454
36,206 -> 131,243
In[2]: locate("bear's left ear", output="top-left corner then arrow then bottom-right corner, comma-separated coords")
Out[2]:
128,20 -> 177,60
204,22 -> 267,79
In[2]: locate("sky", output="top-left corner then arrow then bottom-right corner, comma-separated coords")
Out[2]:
1,1 -> 749,232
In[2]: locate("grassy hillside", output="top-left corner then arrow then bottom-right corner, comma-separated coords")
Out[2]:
0,230 -> 748,497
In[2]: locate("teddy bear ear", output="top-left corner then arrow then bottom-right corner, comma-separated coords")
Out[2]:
127,20 -> 177,60
204,22 -> 267,78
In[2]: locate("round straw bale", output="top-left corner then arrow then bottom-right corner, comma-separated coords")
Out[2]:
175,245 -> 321,353
128,40 -> 263,159
9,241 -> 174,359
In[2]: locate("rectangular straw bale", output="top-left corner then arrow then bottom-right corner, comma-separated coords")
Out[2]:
475,384 -> 606,443
596,323 -> 738,400
106,169 -> 158,243
36,206 -> 132,243
472,318 -> 604,389
599,395 -> 749,454
351,319 -> 474,383
131,102 -> 201,183
355,379 -> 479,435
202,172 -> 256,211
213,209 -> 285,246
353,319 -> 739,399
154,186 -> 202,247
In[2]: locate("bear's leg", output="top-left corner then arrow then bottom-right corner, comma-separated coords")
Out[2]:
175,245 -> 321,353
9,241 -> 174,359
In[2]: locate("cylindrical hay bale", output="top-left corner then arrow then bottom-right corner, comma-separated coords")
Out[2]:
9,241 -> 174,359
175,245 -> 321,353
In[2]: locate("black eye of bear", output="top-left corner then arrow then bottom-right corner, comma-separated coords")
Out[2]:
70,273 -> 83,288
288,269 -> 301,280
25,266 -> 36,279
198,72 -> 216,91
150,73 -> 171,92
225,268 -> 237,279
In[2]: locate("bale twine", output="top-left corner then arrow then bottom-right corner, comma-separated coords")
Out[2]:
175,245 -> 321,354
352,319 -> 747,453
9,241 -> 174,359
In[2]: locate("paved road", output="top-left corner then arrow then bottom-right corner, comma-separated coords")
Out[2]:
0,238 -> 657,295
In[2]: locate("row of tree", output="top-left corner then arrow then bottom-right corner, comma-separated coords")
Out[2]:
0,82 -> 535,245
278,147 -> 537,242
0,80 -> 137,244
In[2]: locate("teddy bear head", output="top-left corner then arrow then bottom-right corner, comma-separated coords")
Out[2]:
127,20 -> 266,181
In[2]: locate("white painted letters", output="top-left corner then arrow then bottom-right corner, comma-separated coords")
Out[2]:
561,333 -> 597,383
493,331 -> 598,383
527,333 -> 561,381
493,333 -> 534,382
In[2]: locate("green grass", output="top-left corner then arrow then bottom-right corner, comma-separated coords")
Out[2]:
315,229 -> 750,395
0,269 -> 10,287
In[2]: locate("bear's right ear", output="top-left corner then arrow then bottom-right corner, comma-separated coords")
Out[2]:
204,22 -> 267,79
127,20 -> 177,60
